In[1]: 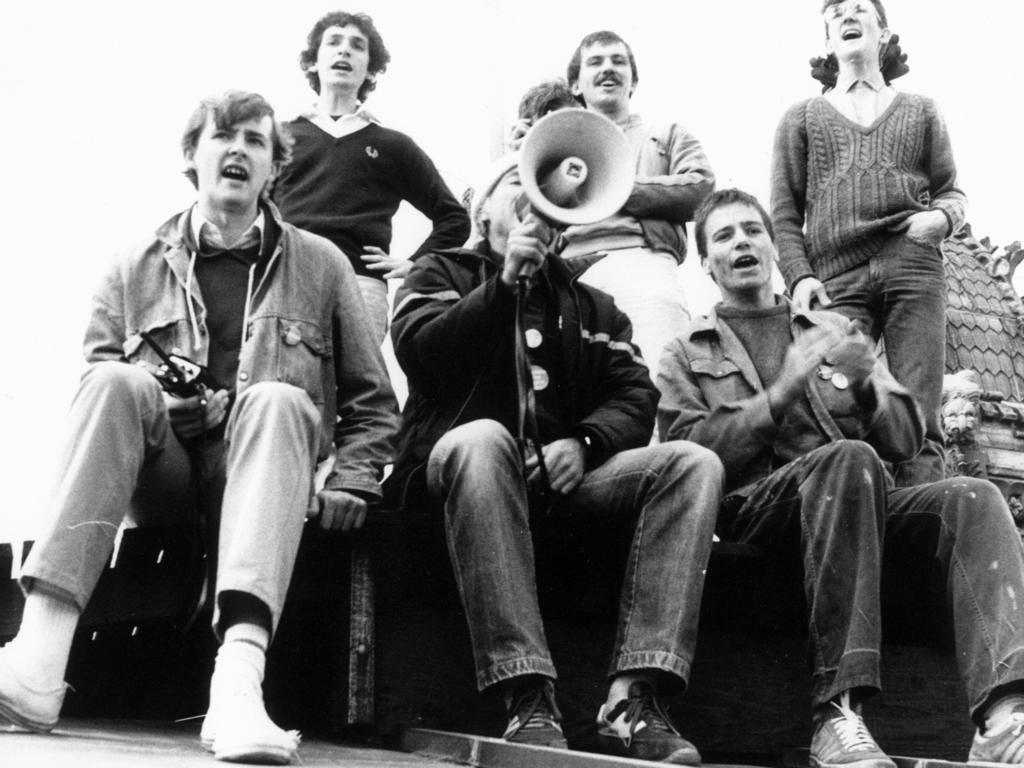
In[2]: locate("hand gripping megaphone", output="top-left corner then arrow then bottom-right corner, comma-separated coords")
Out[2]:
517,109 -> 634,226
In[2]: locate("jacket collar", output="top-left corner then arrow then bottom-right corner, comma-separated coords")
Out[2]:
154,200 -> 286,299
686,296 -> 827,341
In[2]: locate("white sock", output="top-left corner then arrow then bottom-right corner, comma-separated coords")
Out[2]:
605,672 -> 655,710
5,592 -> 79,691
210,623 -> 269,701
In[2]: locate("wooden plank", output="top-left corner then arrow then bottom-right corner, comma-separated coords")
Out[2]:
402,727 -> 741,768
1,718 -> 454,767
347,538 -> 376,725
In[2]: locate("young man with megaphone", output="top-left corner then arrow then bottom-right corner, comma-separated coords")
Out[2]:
388,150 -> 723,764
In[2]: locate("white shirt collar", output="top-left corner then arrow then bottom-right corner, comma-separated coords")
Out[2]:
190,206 -> 265,252
303,102 -> 381,139
834,69 -> 887,94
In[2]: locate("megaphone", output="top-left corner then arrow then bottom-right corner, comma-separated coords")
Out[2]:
517,109 -> 634,226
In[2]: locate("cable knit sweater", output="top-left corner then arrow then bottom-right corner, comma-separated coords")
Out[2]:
771,92 -> 966,289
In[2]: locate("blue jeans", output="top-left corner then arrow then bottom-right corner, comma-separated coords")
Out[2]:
426,419 -> 722,691
722,440 -> 1024,718
823,234 -> 946,486
22,362 -> 321,636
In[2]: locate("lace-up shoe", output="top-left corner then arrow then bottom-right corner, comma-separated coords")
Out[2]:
969,708 -> 1024,764
502,677 -> 567,749
596,681 -> 701,765
810,692 -> 895,768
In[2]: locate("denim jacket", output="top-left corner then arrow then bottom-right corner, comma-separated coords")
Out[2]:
562,115 -> 714,264
656,298 -> 924,496
83,202 -> 399,501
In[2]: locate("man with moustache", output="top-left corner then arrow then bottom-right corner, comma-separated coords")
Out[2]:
562,30 -> 714,379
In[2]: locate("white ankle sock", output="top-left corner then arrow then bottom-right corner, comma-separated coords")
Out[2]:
211,623 -> 270,698
5,592 -> 79,691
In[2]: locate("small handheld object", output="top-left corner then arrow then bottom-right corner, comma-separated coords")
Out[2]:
138,331 -> 220,399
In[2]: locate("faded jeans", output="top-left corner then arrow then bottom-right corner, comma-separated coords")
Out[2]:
426,419 -> 722,691
824,234 -> 946,486
721,440 -> 1024,718
22,361 -> 321,635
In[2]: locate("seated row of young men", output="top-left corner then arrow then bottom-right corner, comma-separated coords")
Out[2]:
0,84 -> 1020,768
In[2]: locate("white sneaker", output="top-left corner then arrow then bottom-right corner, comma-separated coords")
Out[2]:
0,647 -> 66,733
204,685 -> 300,765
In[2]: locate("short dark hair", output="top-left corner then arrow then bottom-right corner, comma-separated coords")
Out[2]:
517,79 -> 578,122
821,0 -> 888,31
566,30 -> 639,103
180,91 -> 293,189
298,11 -> 391,100
693,189 -> 775,259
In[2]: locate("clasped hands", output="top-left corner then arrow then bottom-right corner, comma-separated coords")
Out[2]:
767,324 -> 875,418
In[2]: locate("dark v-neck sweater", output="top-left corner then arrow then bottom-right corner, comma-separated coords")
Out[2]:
272,119 -> 469,280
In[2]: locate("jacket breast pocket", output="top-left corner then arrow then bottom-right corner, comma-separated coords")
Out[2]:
689,357 -> 751,402
271,318 -> 328,405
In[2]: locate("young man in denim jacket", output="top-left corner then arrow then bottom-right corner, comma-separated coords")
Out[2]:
0,91 -> 398,765
659,188 -> 1024,768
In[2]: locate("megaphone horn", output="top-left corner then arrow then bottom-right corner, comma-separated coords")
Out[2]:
518,110 -> 633,227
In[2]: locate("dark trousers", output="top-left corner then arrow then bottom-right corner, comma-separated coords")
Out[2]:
721,440 -> 1024,719
824,234 -> 946,486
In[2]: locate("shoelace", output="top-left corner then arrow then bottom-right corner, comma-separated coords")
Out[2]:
828,692 -> 877,752
505,684 -> 563,738
607,687 -> 678,746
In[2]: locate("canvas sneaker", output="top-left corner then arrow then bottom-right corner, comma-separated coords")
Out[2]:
502,677 -> 567,749
810,692 -> 896,768
969,707 -> 1024,764
596,680 -> 701,765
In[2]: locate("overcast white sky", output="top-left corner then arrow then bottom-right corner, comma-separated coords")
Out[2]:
1,0 -> 1021,540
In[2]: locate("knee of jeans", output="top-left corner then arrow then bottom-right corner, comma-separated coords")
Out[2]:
234,381 -> 320,426
817,439 -> 882,473
937,477 -> 1012,530
657,440 -> 724,483
84,360 -> 162,400
429,420 -> 518,477
435,419 -> 514,454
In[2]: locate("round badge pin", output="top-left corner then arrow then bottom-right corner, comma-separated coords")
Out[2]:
831,372 -> 849,390
525,329 -> 543,349
530,365 -> 550,391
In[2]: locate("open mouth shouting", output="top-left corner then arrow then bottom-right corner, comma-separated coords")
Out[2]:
732,254 -> 759,270
221,164 -> 250,182
331,60 -> 353,73
840,26 -> 863,41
